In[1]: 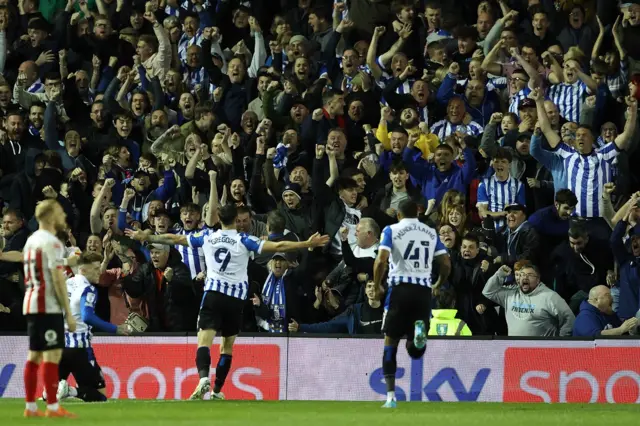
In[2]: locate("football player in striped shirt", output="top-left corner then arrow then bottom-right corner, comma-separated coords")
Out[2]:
22,200 -> 77,418
126,204 -> 330,400
373,199 -> 451,408
53,253 -> 129,403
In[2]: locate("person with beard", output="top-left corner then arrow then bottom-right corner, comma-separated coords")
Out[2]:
247,71 -> 272,121
214,57 -> 258,133
374,106 -> 439,163
302,90 -> 346,148
483,263 -> 574,336
448,233 -> 499,335
611,211 -> 640,321
117,167 -> 176,223
383,62 -> 432,125
262,85 -> 310,132
179,104 -> 217,150
404,133 -> 477,207
27,102 -> 45,139
265,158 -> 314,209
551,224 -> 614,314
0,109 -> 45,198
0,209 -> 29,331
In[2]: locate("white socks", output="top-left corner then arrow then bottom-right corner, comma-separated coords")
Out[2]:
387,391 -> 396,402
69,386 -> 78,397
25,402 -> 37,411
47,402 -> 59,411
199,377 -> 209,385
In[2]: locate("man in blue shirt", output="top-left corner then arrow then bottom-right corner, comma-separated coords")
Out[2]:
573,285 -> 637,336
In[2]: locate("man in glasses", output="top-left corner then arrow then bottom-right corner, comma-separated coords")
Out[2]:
483,263 -> 574,336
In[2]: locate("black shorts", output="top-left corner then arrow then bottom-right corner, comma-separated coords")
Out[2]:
26,314 -> 65,351
382,284 -> 432,340
198,291 -> 244,337
59,347 -> 106,390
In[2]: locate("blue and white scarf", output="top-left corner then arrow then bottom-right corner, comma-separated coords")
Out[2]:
258,271 -> 288,333
273,143 -> 289,170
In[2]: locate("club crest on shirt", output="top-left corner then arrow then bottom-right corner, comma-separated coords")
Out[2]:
436,323 -> 448,336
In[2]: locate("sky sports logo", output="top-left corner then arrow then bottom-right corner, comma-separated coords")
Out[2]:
503,347 -> 640,403
88,343 -> 282,400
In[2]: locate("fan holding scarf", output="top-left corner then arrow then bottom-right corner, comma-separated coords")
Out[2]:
251,252 -> 303,333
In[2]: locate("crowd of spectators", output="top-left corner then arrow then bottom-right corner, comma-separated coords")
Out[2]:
1,0 -> 640,338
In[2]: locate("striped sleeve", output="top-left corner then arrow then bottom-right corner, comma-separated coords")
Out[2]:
596,142 -> 621,162
240,234 -> 264,254
434,235 -> 448,257
554,142 -> 575,158
477,179 -> 489,204
187,229 -> 208,248
379,226 -> 392,252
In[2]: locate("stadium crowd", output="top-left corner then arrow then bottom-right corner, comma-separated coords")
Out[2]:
1,0 -> 640,338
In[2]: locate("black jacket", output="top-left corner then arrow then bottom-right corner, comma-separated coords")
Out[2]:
551,238 -> 614,301
449,252 -> 500,335
122,251 -> 198,332
492,221 -> 541,268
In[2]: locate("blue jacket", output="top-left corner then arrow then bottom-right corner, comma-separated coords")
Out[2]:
435,74 -> 500,127
528,205 -> 570,237
610,221 -> 640,319
529,133 -> 567,192
403,146 -> 477,205
298,303 -> 366,335
573,300 -> 622,337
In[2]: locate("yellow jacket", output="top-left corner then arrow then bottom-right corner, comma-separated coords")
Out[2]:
375,121 -> 440,160
429,309 -> 473,336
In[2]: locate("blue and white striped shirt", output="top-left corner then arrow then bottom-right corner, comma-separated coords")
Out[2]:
64,275 -> 116,348
188,229 -> 264,300
379,218 -> 448,288
430,119 -> 483,140
477,175 -> 526,228
175,226 -> 206,279
555,142 -> 620,217
547,80 -> 587,124
178,29 -> 204,65
509,87 -> 532,114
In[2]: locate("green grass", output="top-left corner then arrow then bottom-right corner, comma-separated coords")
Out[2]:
2,399 -> 639,425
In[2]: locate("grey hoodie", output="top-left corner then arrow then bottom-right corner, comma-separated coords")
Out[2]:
483,267 -> 575,337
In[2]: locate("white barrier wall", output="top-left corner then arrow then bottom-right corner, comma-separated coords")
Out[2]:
1,336 -> 639,403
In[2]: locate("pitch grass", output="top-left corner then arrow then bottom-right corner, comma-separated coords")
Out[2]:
1,399 -> 639,426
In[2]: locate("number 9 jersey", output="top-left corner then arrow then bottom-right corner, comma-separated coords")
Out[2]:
188,229 -> 264,300
379,218 -> 447,288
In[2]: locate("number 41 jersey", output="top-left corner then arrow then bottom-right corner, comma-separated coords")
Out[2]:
379,218 -> 447,288
188,229 -> 264,300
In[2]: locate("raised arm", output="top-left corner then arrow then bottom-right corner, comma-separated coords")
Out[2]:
615,94 -> 638,151
482,265 -> 511,306
247,17 -> 267,79
532,87 -> 561,148
592,16 -> 606,61
481,39 -> 505,76
326,150 -> 339,187
90,179 -> 114,234
206,170 -> 219,227
512,49 -> 541,88
367,26 -> 386,80
612,16 -> 627,61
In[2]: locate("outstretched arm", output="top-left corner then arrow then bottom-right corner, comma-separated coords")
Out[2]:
533,88 -> 561,148
126,229 -> 188,246
615,95 -> 638,151
261,233 -> 330,253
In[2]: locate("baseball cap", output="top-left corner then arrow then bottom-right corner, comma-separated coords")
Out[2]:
289,35 -> 307,46
271,252 -> 288,261
504,203 -> 526,213
518,98 -> 536,110
426,29 -> 453,45
149,243 -> 170,252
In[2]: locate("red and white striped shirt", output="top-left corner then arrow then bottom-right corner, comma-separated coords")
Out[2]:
22,230 -> 65,315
